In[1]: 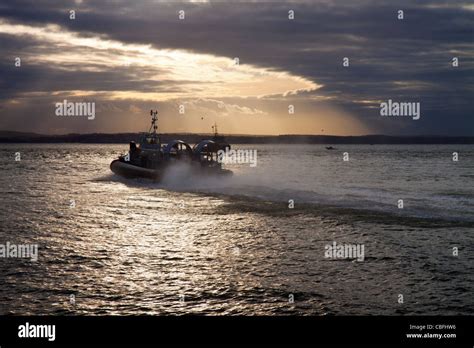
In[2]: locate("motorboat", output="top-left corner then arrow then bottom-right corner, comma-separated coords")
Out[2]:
110,110 -> 232,180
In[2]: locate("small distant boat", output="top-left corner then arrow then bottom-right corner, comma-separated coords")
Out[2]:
325,146 -> 336,150
110,110 -> 232,180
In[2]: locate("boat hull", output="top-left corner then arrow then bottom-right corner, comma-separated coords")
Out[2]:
110,160 -> 162,180
110,159 -> 232,181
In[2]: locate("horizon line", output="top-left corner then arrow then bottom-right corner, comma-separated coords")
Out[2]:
1,130 -> 474,138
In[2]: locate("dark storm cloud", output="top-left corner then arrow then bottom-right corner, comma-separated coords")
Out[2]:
0,60 -> 197,97
0,0 -> 473,134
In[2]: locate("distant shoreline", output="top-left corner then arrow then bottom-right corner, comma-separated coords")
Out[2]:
0,131 -> 473,144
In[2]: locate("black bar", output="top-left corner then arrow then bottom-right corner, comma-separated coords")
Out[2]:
0,316 -> 472,346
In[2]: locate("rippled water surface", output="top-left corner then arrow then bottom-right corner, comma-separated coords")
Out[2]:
0,144 -> 473,315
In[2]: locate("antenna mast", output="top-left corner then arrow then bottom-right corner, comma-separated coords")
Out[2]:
149,109 -> 158,135
212,122 -> 218,137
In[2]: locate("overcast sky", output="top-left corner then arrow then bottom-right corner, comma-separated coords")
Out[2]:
0,0 -> 473,135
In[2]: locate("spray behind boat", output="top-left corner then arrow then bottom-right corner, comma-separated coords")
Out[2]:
110,109 -> 232,180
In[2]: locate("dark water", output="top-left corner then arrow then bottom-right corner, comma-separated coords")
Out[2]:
0,144 -> 473,315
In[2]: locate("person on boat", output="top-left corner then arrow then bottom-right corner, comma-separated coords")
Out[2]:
129,141 -> 141,164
